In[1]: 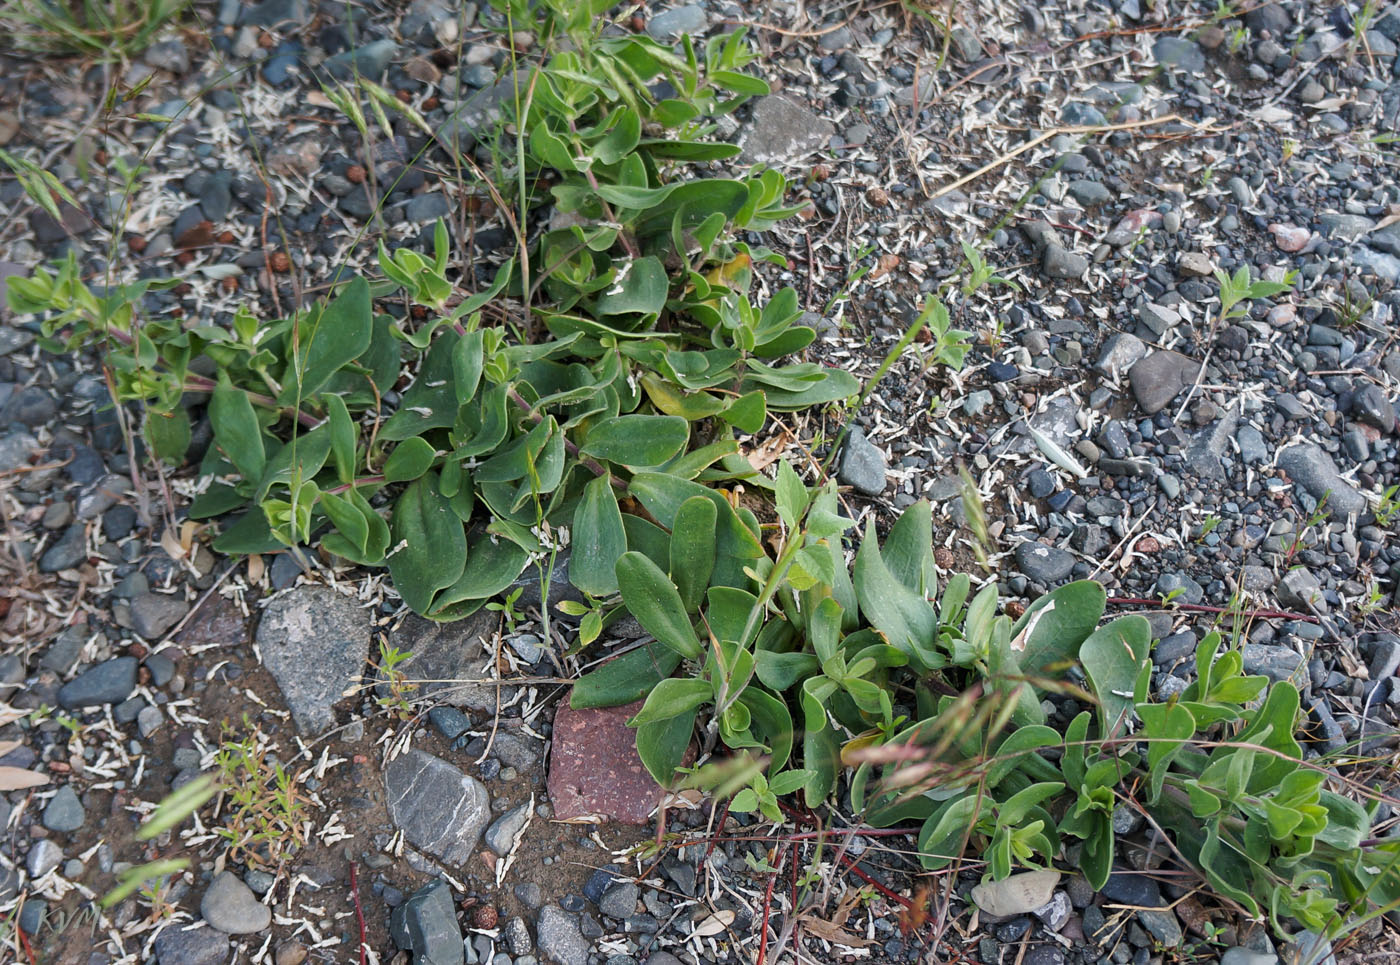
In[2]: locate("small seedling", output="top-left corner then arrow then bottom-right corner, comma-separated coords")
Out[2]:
1196,514 -> 1221,541
375,642 -> 418,718
1375,485 -> 1400,527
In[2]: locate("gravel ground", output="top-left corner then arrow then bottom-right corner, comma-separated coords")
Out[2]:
1,0 -> 1400,963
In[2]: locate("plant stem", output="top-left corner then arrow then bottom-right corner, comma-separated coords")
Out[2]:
1105,596 -> 1320,624
182,373 -> 321,428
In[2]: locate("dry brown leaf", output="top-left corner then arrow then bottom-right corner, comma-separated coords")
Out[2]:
0,766 -> 49,790
0,706 -> 30,727
0,739 -> 23,757
743,429 -> 794,473
692,909 -> 735,937
246,553 -> 265,585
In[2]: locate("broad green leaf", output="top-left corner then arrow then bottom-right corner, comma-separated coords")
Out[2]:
212,508 -> 283,554
428,533 -> 529,618
623,513 -> 671,570
773,460 -> 807,531
452,329 -> 485,404
383,436 -> 437,483
210,378 -> 265,483
803,724 -> 840,807
381,333 -> 457,440
581,414 -> 689,467
570,475 -> 627,597
882,499 -> 935,596
669,495 -> 716,613
630,677 -> 713,725
387,473 -> 467,615
919,795 -> 982,869
739,687 -> 794,773
1080,615 -> 1152,736
572,642 -> 683,709
145,406 -> 190,464
189,484 -> 247,519
720,390 -> 766,434
281,276 -> 373,402
853,519 -> 937,661
324,394 -> 356,484
616,551 -> 702,659
594,256 -> 669,318
635,709 -> 696,786
986,725 -> 1062,788
754,650 -> 820,691
320,490 -> 370,556
1011,580 -> 1107,675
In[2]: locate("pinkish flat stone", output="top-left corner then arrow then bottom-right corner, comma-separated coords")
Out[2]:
549,700 -> 675,825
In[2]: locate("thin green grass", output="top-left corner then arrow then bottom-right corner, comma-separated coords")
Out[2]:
1,0 -> 189,59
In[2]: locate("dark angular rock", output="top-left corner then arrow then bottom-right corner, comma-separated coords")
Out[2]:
58,657 -> 137,709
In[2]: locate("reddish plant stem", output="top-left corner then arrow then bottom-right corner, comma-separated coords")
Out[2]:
349,862 -> 368,965
755,842 -> 787,965
1106,596 -> 1320,624
325,475 -> 386,496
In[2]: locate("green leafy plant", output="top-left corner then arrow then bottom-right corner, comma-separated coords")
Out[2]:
1374,484 -> 1399,526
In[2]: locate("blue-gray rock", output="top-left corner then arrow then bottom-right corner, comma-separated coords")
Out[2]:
1219,949 -> 1278,965
241,0 -> 309,27
0,430 -> 38,473
1067,181 -> 1112,206
1095,333 -> 1147,378
406,192 -> 452,224
1137,909 -> 1182,947
484,803 -> 530,856
390,879 -> 464,965
1156,573 -> 1203,606
739,96 -> 835,166
1242,644 -> 1303,684
1042,245 -> 1088,279
838,426 -> 887,496
1353,384 -> 1395,432
598,881 -> 639,920
388,610 -> 506,711
1128,351 -> 1199,415
1276,444 -> 1367,519
1351,246 -> 1400,282
536,906 -> 590,965
1099,871 -> 1161,907
42,785 -> 85,832
18,900 -> 45,936
201,170 -> 234,222
40,523 -> 88,572
1153,37 -> 1205,73
1285,930 -> 1336,965
490,732 -> 538,770
27,839 -> 62,877
1061,102 -> 1106,126
255,585 -> 370,733
326,39 -> 399,80
385,749 -> 490,864
645,4 -> 707,40
428,706 -> 472,741
154,925 -> 229,965
201,871 -> 271,934
1015,542 -> 1075,583
1236,425 -> 1269,464
130,593 -> 189,640
144,39 -> 190,73
58,657 -> 137,709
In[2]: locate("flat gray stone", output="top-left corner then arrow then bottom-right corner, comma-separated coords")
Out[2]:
1015,541 -> 1075,583
537,906 -> 590,965
837,426 -> 887,496
390,879 -> 464,965
130,593 -> 189,640
385,749 -> 490,865
153,924 -> 229,965
256,585 -> 371,733
646,4 -> 706,39
201,871 -> 271,934
386,610 -> 503,711
58,657 -> 137,709
41,786 -> 85,833
1095,333 -> 1147,378
484,803 -> 530,856
1277,444 -> 1367,519
739,96 -> 834,166
1128,351 -> 1200,415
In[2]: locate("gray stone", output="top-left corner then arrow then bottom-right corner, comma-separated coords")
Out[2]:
1236,425 -> 1269,464
240,0 -> 308,26
1284,930 -> 1336,965
437,71 -> 524,153
42,785 -> 85,832
838,427 -> 887,496
1137,909 -> 1182,947
27,839 -> 62,877
490,731 -> 539,770
1317,213 -> 1375,238
1277,444 -> 1367,519
1156,573 -> 1203,606
1042,245 -> 1089,279
390,879 -> 464,965
484,803 -> 530,856
1177,251 -> 1214,277
1351,246 -> 1400,283
1153,37 -> 1205,73
1015,542 -> 1075,583
405,192 -> 451,224
1242,644 -> 1304,684
130,593 -> 189,640
1095,333 -> 1147,378
645,4 -> 706,40
537,906 -> 590,965
739,96 -> 835,166
1066,181 -> 1111,206
598,881 -> 639,920
1278,569 -> 1326,613
326,39 -> 399,80
58,657 -> 138,709
505,916 -> 533,955
1128,352 -> 1199,415
1353,384 -> 1395,432
149,921 -> 230,965
40,523 -> 88,572
0,430 -> 38,472
201,871 -> 271,934
970,870 -> 1060,918
144,39 -> 190,73
138,705 -> 165,738
388,610 -> 504,711
385,749 -> 490,864
256,585 -> 370,733
1220,949 -> 1278,965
